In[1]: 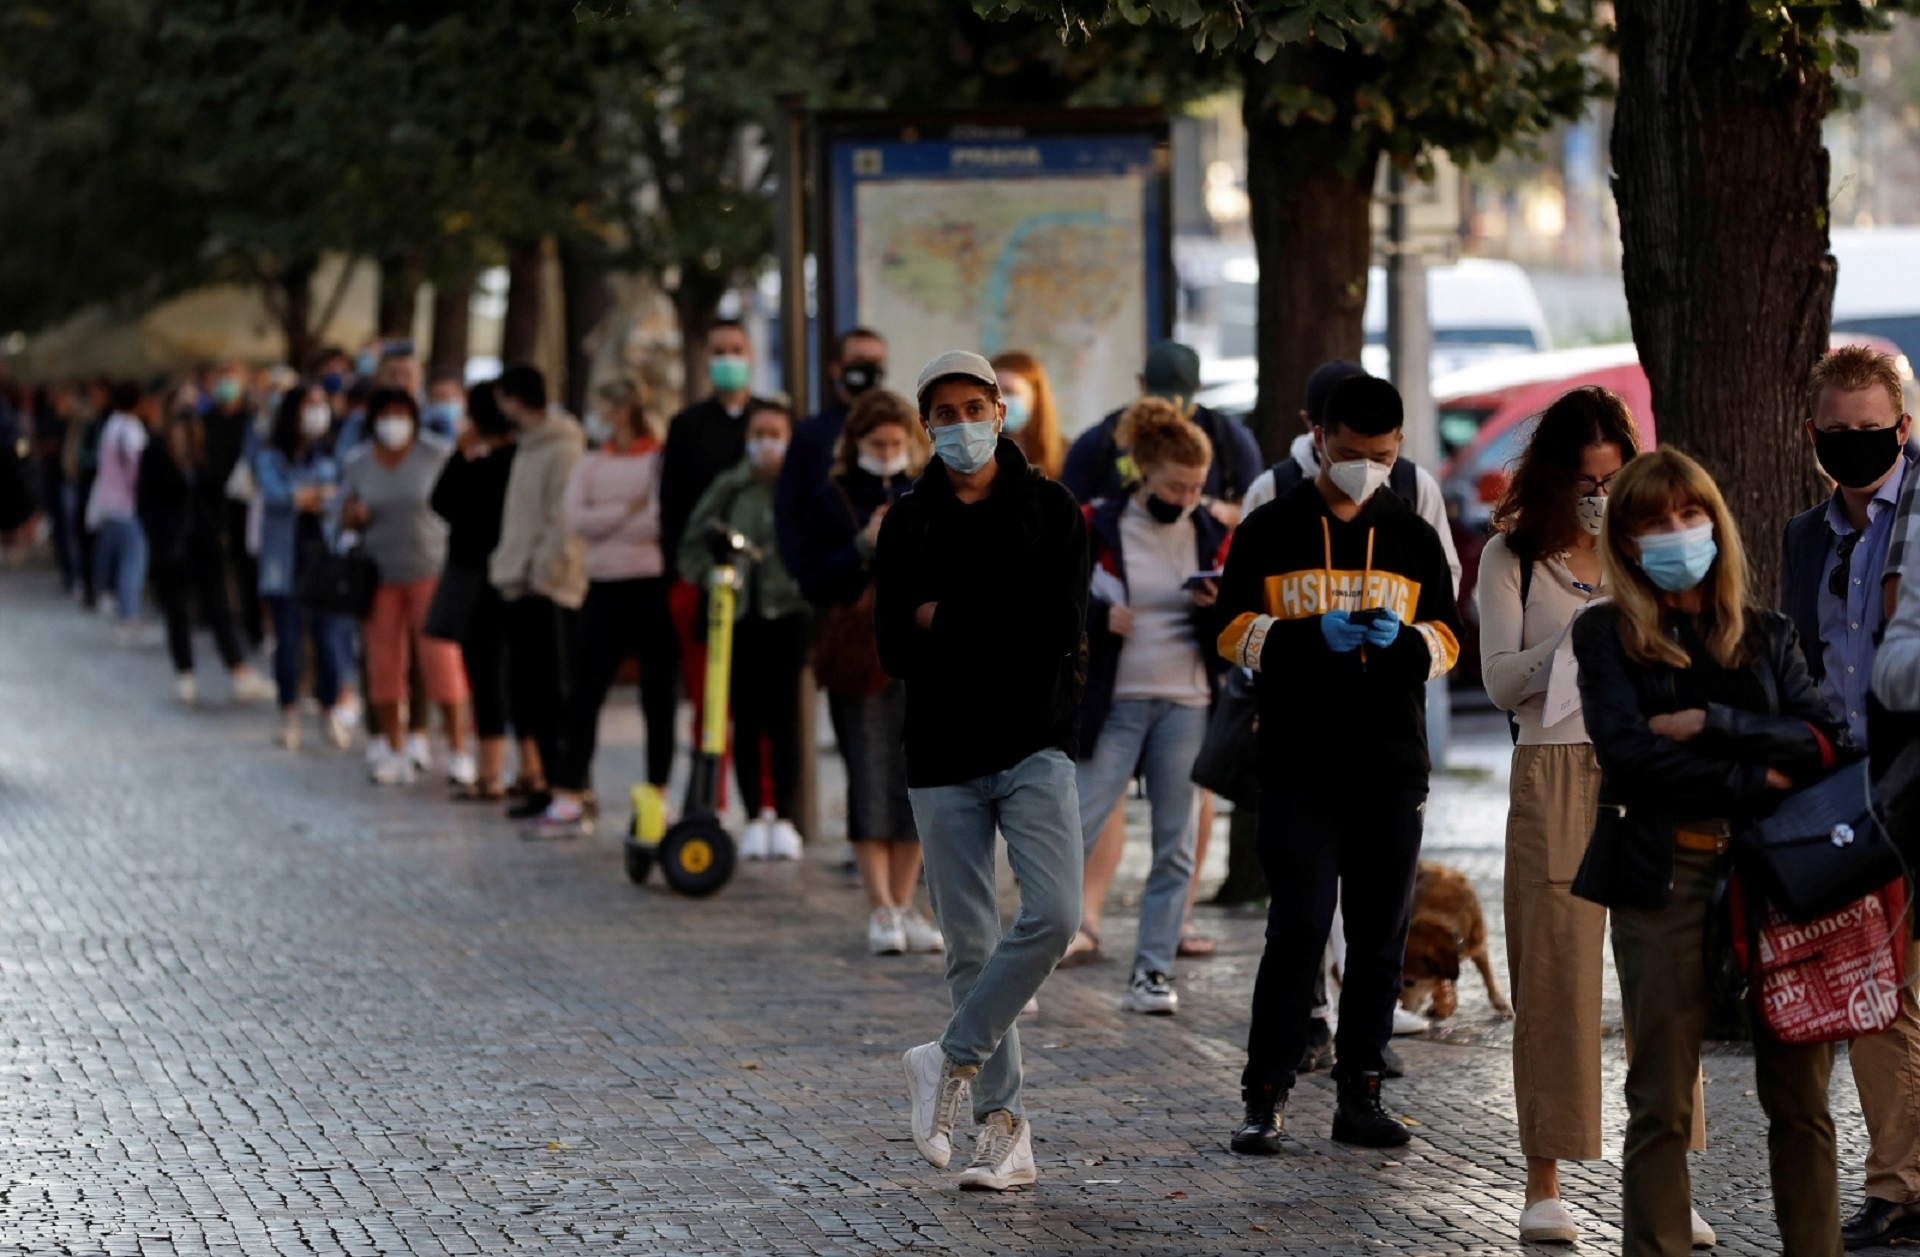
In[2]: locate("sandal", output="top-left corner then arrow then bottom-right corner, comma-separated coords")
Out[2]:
451,781 -> 506,802
1177,926 -> 1218,958
1056,925 -> 1103,969
504,776 -> 539,800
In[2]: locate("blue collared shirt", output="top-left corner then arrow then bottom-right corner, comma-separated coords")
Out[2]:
1818,458 -> 1908,744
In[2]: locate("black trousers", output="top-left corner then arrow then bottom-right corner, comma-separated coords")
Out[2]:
1242,782 -> 1427,1095
152,537 -> 246,675
553,577 -> 680,791
504,593 -> 577,778
460,581 -> 511,740
729,612 -> 809,818
225,501 -> 263,650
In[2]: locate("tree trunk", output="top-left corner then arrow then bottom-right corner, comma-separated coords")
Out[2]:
673,266 -> 731,410
1242,48 -> 1382,461
1612,0 -> 1835,601
275,256 -> 318,371
500,240 -> 546,367
429,274 -> 472,380
376,253 -> 420,340
559,236 -> 614,419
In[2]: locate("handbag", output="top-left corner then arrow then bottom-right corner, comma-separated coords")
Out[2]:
297,539 -> 379,618
1729,872 -> 1908,1044
1190,667 -> 1261,808
1736,758 -> 1906,921
811,487 -> 891,698
423,565 -> 484,642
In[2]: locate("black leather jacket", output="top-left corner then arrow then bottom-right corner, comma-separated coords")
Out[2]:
1570,604 -> 1850,909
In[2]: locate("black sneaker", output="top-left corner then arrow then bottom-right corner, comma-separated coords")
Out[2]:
1297,1017 -> 1334,1074
506,791 -> 552,821
1230,1087 -> 1285,1155
1332,1071 -> 1411,1147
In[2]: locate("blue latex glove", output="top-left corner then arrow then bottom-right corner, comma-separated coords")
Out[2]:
1362,608 -> 1402,648
1320,609 -> 1366,654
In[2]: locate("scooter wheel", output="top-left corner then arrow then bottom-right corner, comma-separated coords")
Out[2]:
659,818 -> 735,898
623,838 -> 655,885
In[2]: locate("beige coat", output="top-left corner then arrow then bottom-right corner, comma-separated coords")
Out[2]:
489,414 -> 587,608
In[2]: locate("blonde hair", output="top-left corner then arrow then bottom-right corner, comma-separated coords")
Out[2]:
1811,343 -> 1905,415
1116,396 -> 1212,473
1599,448 -> 1749,670
832,389 -> 930,479
990,351 -> 1065,479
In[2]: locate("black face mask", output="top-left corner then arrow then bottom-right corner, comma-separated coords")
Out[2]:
840,361 -> 884,397
1144,493 -> 1190,525
1814,424 -> 1903,489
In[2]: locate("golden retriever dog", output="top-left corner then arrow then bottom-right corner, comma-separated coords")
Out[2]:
1399,861 -> 1513,1020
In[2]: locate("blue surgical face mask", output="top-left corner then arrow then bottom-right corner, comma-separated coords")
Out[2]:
708,355 -> 750,395
1636,522 -> 1717,592
931,420 -> 999,475
1001,394 -> 1032,434
423,400 -> 462,433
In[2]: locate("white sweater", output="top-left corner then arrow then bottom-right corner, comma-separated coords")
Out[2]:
562,445 -> 665,582
1476,532 -> 1608,744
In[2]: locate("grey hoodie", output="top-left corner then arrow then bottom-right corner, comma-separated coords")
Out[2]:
489,413 -> 588,608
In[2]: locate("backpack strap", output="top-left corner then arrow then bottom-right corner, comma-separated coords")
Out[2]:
1388,458 -> 1417,510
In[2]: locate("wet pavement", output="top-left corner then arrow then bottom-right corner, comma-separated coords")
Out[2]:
0,568 -> 1882,1254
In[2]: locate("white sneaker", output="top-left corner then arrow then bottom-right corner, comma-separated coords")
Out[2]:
958,1111 -> 1037,1191
868,908 -> 907,955
175,674 -> 197,706
768,819 -> 803,860
277,711 -> 300,751
1020,996 -> 1040,1018
406,732 -> 433,773
1518,1198 -> 1579,1244
231,669 -> 275,704
334,694 -> 362,729
364,738 -> 386,768
446,751 -> 478,788
325,708 -> 353,750
370,744 -> 415,786
738,819 -> 772,861
1122,968 -> 1179,1015
899,908 -> 945,954
1691,1207 -> 1716,1248
902,1041 -> 971,1169
1392,1006 -> 1431,1036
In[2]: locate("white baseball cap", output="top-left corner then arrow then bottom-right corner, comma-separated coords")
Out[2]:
914,350 -> 999,406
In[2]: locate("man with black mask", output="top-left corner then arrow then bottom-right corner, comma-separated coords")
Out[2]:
774,327 -> 888,569
1779,343 -> 1920,1250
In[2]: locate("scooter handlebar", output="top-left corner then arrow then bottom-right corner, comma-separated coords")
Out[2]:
702,517 -> 762,564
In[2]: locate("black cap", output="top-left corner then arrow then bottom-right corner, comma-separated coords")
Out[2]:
1304,360 -> 1365,428
1142,340 -> 1202,403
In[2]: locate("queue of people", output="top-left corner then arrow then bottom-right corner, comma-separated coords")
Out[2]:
16,329 -> 1920,1252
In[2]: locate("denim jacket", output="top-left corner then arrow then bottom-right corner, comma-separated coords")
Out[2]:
254,444 -> 340,597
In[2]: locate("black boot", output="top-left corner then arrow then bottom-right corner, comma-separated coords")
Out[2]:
1297,1017 -> 1334,1074
1331,1071 -> 1410,1148
1230,1086 -> 1285,1155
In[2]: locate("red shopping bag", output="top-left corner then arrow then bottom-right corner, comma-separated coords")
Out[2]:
1729,875 -> 1908,1044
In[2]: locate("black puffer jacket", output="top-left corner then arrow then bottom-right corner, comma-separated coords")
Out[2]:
1571,603 -> 1850,909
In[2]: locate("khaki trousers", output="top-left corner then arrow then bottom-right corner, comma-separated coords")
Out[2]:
1851,937 -> 1920,1203
1505,744 -> 1705,1161
1613,848 -> 1839,1257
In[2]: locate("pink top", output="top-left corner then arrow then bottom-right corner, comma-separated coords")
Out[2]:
562,442 -> 665,581
86,412 -> 148,527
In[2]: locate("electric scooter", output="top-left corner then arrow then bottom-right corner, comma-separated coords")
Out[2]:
624,521 -> 748,897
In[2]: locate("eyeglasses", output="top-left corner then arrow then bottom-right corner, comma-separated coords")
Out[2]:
1573,472 -> 1618,497
1830,532 -> 1863,599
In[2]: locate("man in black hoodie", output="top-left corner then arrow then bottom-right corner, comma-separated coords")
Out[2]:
1215,374 -> 1461,1153
874,350 -> 1090,1193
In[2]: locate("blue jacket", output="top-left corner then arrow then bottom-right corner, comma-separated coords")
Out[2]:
254,444 -> 341,597
1060,402 -> 1261,506
774,400 -> 852,573
1079,494 -> 1232,756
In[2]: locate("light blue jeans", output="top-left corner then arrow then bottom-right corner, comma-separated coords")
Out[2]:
1075,699 -> 1208,977
910,747 -> 1082,1120
94,516 -> 148,621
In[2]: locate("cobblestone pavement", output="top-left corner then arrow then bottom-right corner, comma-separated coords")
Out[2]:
0,569 -> 1884,1255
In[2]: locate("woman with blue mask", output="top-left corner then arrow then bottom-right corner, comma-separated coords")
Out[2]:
990,352 -> 1064,480
1571,448 -> 1848,1257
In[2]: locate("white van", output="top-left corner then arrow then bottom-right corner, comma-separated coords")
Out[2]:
1832,227 -> 1920,363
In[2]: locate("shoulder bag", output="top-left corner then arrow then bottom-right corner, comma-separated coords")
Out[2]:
1729,871 -> 1907,1044
298,535 -> 380,619
811,486 -> 891,698
1190,666 -> 1261,808
1736,758 -> 1905,921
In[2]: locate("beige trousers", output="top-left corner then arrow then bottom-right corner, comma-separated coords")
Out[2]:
1505,743 -> 1705,1161
1851,937 -> 1920,1203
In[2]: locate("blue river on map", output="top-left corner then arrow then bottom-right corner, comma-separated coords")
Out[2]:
976,209 -> 1109,355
